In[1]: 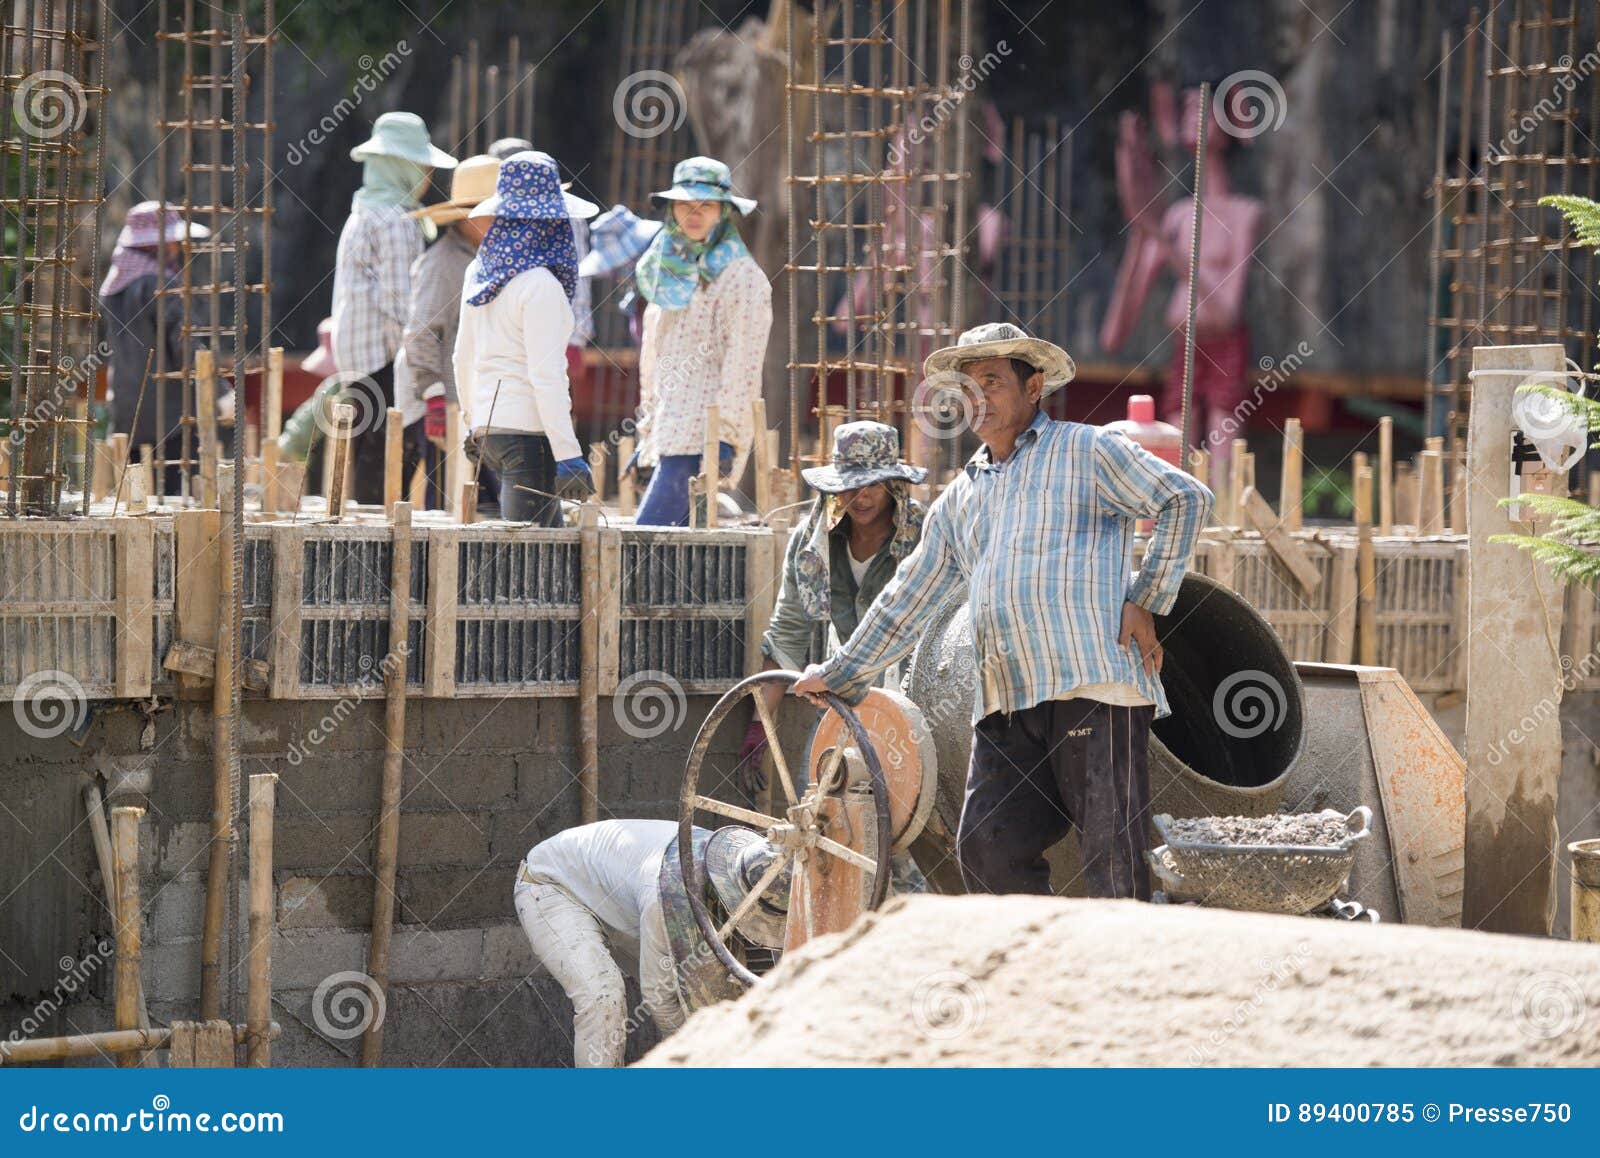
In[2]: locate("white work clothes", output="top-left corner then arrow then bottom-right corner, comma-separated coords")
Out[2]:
453,265 -> 581,460
513,819 -> 688,1068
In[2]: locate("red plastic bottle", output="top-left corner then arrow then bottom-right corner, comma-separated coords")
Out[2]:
1104,394 -> 1182,467
1104,395 -> 1184,533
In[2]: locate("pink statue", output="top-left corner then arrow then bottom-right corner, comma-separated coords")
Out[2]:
1100,84 -> 1262,475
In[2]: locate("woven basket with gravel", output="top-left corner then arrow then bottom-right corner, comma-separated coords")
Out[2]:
1149,807 -> 1372,915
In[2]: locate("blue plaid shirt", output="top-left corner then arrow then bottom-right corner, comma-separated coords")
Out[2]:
818,410 -> 1212,721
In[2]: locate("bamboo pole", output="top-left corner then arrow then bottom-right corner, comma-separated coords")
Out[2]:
327,404 -> 354,519
361,503 -> 411,1067
1572,838 -> 1600,943
702,404 -> 720,529
200,464 -> 236,1020
578,500 -> 601,824
617,435 -> 636,515
112,805 -> 144,1068
752,398 -> 771,517
1280,418 -> 1302,530
0,1023 -> 280,1066
246,773 -> 277,1067
1356,458 -> 1377,666
384,407 -> 404,515
1378,415 -> 1394,534
1395,461 -> 1417,532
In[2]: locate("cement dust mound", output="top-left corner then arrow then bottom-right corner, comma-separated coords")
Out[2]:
640,896 -> 1600,1067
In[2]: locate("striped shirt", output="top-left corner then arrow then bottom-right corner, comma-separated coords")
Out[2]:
818,410 -> 1213,721
331,205 -> 423,377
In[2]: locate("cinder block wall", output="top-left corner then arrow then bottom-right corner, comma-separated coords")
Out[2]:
1,692 -> 743,1066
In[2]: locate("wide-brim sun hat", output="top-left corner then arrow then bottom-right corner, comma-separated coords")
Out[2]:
467,150 -> 597,220
923,321 -> 1076,396
651,155 -> 757,216
113,200 -> 211,249
577,204 -> 663,278
410,154 -> 501,224
350,110 -> 457,169
801,419 -> 928,493
704,826 -> 789,949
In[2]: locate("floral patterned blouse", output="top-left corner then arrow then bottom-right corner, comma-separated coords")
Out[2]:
636,254 -> 772,471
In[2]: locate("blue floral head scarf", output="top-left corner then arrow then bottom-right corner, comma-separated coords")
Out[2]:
464,153 -> 579,306
634,204 -> 750,310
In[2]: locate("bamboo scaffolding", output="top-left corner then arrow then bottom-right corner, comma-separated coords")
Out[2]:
0,1022 -> 281,1066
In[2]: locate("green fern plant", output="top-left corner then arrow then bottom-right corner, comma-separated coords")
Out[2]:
1488,193 -> 1600,584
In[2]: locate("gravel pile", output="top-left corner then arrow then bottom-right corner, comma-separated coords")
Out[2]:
1164,811 -> 1352,848
641,896 -> 1600,1067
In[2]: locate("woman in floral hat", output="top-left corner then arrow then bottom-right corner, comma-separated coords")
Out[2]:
632,156 -> 772,525
453,151 -> 598,524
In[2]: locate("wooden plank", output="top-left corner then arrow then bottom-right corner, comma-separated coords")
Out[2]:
1351,452 -> 1371,526
173,509 -> 221,696
1394,461 -> 1417,532
1356,525 -> 1377,666
702,403 -> 720,529
745,522 -> 782,677
1225,439 -> 1247,526
752,398 -> 771,516
1279,418 -> 1302,530
1418,449 -> 1444,533
597,526 -> 621,695
114,518 -> 154,698
423,527 -> 458,698
268,525 -> 304,699
578,502 -> 601,823
192,1020 -> 236,1067
162,642 -> 268,691
384,406 -> 404,515
111,805 -> 144,1067
327,404 -> 354,520
617,435 -> 636,515
1323,540 -> 1358,663
1378,415 -> 1394,534
1238,486 -> 1322,593
444,403 -> 463,521
194,348 -> 218,508
246,773 -> 277,1067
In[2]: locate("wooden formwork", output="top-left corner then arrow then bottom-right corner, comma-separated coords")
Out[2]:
0,515 -> 783,704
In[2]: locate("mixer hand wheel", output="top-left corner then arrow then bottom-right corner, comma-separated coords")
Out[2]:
677,671 -> 893,987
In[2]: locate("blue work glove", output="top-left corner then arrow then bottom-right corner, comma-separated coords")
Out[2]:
717,440 -> 735,473
555,457 -> 596,500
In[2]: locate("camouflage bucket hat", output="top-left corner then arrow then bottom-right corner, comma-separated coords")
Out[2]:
923,321 -> 1076,396
801,421 -> 929,493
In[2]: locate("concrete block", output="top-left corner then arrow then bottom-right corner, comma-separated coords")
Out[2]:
148,758 -> 216,820
403,752 -> 517,810
401,866 -> 516,926
488,805 -> 577,862
482,922 -> 539,980
278,874 -> 377,930
513,751 -> 585,811
397,811 -> 491,867
272,813 -> 377,873
293,698 -> 388,754
236,701 -> 299,755
151,876 -> 207,942
155,820 -> 212,877
146,939 -> 201,1003
388,925 -> 481,985
271,928 -> 367,990
272,752 -> 383,815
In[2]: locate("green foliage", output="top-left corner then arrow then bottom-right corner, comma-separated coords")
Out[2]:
1303,466 -> 1352,519
1541,194 -> 1600,250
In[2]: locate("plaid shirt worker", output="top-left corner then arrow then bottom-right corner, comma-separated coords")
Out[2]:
817,409 -> 1212,720
331,204 -> 423,376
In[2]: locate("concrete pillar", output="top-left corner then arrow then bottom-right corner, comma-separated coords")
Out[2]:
1463,344 -> 1570,934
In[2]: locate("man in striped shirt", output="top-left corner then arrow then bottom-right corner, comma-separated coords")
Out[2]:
792,322 -> 1213,900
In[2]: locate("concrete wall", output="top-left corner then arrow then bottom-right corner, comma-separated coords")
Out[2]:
0,693 -> 742,1066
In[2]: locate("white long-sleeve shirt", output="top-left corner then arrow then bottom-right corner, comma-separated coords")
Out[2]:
637,254 -> 772,472
452,265 -> 581,460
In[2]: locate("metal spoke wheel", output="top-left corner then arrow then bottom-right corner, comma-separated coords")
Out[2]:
678,670 -> 893,988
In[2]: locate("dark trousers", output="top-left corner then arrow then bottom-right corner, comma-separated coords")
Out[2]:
480,432 -> 559,525
401,418 -> 445,511
957,698 -> 1155,900
347,363 -> 395,506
